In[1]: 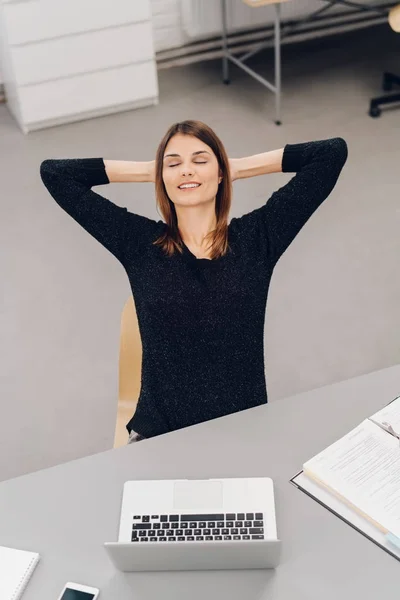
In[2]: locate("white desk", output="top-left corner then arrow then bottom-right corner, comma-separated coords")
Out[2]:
0,364 -> 399,598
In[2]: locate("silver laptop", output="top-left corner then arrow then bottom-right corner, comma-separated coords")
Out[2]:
104,477 -> 282,571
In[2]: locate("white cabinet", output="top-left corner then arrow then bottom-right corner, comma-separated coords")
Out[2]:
0,0 -> 158,133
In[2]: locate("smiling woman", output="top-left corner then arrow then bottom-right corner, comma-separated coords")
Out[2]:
39,119 -> 348,443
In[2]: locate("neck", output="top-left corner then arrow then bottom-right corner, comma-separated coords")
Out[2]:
176,204 -> 217,249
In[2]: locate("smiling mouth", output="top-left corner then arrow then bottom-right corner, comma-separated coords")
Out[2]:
178,184 -> 201,190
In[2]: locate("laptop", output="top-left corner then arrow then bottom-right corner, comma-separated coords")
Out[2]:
104,477 -> 282,571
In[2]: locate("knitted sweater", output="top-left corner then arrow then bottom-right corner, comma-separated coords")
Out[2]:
40,137 -> 348,439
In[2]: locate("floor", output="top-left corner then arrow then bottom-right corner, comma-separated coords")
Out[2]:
1,24 -> 399,482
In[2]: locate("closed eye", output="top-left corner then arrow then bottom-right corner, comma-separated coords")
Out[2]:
169,161 -> 207,167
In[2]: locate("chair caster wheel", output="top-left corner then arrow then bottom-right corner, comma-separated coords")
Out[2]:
369,106 -> 381,118
223,79 -> 230,85
275,120 -> 282,126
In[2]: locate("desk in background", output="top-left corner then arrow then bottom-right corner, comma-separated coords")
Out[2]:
221,0 -> 399,123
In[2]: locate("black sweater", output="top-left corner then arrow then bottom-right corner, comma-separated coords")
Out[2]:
40,138 -> 348,439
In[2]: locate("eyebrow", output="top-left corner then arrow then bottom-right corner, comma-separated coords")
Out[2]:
163,150 -> 211,160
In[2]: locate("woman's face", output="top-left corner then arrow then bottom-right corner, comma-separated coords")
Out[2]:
162,133 -> 222,207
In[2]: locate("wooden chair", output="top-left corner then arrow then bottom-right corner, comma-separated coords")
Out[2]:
389,3 -> 400,32
113,296 -> 142,448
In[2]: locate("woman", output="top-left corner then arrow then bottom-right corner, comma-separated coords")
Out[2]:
40,120 -> 348,443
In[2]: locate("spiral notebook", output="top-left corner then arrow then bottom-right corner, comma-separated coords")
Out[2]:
0,546 -> 40,600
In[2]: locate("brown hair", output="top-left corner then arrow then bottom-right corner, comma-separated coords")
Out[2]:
153,120 -> 232,260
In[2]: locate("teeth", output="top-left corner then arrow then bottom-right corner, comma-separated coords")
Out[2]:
179,183 -> 200,189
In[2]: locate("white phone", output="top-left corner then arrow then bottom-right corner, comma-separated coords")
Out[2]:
56,581 -> 100,600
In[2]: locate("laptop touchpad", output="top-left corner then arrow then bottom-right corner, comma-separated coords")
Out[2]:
173,480 -> 223,510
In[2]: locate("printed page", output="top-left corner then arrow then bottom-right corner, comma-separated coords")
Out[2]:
369,395 -> 400,431
303,418 -> 400,537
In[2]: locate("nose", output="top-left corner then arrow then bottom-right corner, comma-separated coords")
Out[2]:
180,164 -> 194,177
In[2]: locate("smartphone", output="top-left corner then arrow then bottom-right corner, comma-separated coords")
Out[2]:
56,582 -> 100,600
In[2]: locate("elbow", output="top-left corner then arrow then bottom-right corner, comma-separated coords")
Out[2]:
40,159 -> 54,183
333,137 -> 348,166
40,159 -> 66,193
40,159 -> 64,188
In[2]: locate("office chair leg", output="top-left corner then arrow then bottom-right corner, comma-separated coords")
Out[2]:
274,3 -> 282,126
369,72 -> 400,118
221,0 -> 230,84
382,72 -> 400,91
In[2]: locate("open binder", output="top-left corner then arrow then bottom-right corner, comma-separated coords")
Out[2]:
290,395 -> 400,562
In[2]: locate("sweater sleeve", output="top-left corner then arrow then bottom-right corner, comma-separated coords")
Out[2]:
233,137 -> 348,267
40,157 -> 158,266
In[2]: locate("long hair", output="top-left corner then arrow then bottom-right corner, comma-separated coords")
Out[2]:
153,120 -> 233,260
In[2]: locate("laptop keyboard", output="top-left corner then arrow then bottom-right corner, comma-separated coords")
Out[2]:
131,512 -> 265,543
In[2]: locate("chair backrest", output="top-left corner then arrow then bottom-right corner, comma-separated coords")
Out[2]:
389,4 -> 400,32
113,296 -> 142,448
